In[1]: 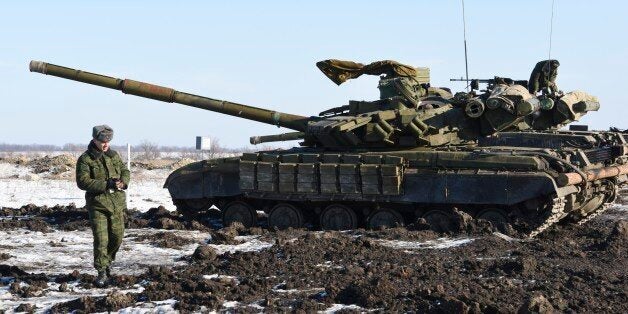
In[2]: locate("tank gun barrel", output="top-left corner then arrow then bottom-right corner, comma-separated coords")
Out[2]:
29,61 -> 309,132
250,131 -> 305,145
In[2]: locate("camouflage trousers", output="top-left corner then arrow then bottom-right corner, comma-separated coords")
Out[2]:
88,208 -> 125,271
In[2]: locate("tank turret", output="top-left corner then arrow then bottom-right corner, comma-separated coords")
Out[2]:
30,60 -> 600,150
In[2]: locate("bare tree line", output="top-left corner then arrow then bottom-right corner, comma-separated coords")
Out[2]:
0,138 -> 273,157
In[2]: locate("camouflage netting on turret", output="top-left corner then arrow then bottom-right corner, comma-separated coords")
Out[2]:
316,59 -> 421,85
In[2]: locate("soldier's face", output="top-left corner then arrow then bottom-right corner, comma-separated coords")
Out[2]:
93,139 -> 110,152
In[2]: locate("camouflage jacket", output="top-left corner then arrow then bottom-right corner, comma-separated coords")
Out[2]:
76,141 -> 130,213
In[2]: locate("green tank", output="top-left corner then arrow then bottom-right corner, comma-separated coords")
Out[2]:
29,59 -> 628,237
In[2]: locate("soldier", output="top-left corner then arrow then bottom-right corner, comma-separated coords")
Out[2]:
76,125 -> 130,287
528,59 -> 560,95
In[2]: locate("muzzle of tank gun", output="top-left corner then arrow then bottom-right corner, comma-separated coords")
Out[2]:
29,60 -> 47,74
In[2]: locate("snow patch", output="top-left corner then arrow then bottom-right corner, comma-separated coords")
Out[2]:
202,274 -> 240,285
0,281 -> 145,313
0,163 -> 31,179
378,237 -> 474,250
273,287 -> 324,294
0,228 -> 209,275
0,166 -> 174,212
492,232 -> 524,242
222,300 -> 240,308
111,299 -> 178,314
323,303 -> 368,313
316,261 -> 344,270
208,235 -> 274,255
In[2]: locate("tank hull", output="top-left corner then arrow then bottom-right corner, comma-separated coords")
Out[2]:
165,130 -> 628,236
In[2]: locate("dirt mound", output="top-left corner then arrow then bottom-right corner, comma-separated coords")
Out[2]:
130,231 -> 197,249
1,203 -> 74,216
0,217 -> 51,232
209,222 -> 247,244
604,220 -> 627,255
0,265 -> 53,300
170,158 -> 195,169
14,303 -> 35,312
51,296 -> 98,313
50,292 -> 136,313
0,205 -> 211,233
10,279 -> 49,298
192,245 -> 217,261
131,158 -> 194,170
0,266 -> 94,288
0,204 -> 89,232
127,206 -> 212,231
0,265 -> 29,278
0,155 -> 29,165
27,154 -> 76,174
518,294 -> 555,314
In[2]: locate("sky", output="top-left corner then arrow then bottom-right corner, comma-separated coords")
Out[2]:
1,0 -> 627,148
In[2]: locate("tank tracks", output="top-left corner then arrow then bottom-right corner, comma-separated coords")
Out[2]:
576,203 -> 613,226
527,196 -> 618,237
180,195 -> 616,238
527,197 -> 566,238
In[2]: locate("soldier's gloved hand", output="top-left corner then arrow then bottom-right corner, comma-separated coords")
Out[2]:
115,179 -> 127,190
106,178 -> 117,190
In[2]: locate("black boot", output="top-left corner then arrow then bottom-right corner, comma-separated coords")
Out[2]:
95,270 -> 108,288
106,266 -> 115,285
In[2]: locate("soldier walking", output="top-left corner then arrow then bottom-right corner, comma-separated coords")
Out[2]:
76,125 -> 130,287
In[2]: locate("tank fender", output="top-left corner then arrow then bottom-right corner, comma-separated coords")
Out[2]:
401,171 -> 559,205
164,158 -> 241,199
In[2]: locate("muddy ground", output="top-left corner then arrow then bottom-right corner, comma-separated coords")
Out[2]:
1,201 -> 626,313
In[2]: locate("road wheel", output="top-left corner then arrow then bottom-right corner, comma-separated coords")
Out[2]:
222,201 -> 257,228
320,204 -> 358,230
268,203 -> 304,230
175,198 -> 210,218
476,208 -> 509,224
185,198 -> 212,210
422,209 -> 453,232
367,208 -> 404,229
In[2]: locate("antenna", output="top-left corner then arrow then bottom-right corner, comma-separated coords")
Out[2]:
548,0 -> 556,61
461,0 -> 469,91
547,0 -> 556,84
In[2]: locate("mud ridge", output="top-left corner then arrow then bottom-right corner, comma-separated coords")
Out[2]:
0,205 -> 213,233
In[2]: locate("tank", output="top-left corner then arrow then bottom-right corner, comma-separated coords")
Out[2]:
29,60 -> 628,237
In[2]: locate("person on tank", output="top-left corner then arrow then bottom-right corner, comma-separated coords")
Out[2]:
528,59 -> 560,95
75,125 -> 130,287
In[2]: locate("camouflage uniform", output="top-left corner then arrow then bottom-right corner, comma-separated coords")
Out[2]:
76,140 -> 130,272
528,59 -> 560,94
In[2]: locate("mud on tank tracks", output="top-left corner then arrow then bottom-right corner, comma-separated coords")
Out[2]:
1,204 -> 626,312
